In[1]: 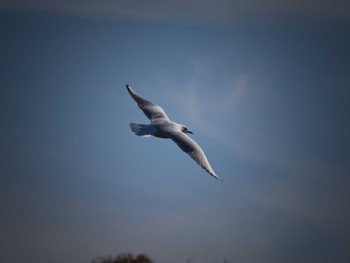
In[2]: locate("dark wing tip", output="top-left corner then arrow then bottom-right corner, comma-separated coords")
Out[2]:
209,171 -> 222,181
126,84 -> 135,97
212,175 -> 223,182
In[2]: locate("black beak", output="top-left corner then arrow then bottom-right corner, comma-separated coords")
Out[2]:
187,130 -> 193,134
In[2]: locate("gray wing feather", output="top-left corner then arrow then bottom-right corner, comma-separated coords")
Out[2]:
126,85 -> 169,121
169,132 -> 220,180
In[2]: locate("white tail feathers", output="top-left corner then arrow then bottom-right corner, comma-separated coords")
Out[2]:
130,123 -> 154,137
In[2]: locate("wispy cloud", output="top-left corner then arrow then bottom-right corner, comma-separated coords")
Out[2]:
155,55 -> 339,178
214,73 -> 249,113
154,56 -> 279,166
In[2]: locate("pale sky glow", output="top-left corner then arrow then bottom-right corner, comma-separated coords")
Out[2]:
1,2 -> 350,263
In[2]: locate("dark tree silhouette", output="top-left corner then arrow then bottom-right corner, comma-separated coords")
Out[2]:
92,253 -> 154,263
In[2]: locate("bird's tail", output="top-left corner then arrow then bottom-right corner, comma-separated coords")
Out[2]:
130,123 -> 154,137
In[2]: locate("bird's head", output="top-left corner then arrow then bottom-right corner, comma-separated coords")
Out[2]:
181,125 -> 193,134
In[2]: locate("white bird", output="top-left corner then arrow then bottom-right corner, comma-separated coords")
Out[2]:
126,84 -> 221,181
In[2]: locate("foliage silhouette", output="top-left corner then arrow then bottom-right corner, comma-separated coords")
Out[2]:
92,253 -> 154,263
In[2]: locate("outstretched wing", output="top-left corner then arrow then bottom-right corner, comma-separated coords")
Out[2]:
169,132 -> 221,180
126,84 -> 169,121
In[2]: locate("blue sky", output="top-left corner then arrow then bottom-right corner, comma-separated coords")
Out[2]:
1,1 -> 350,263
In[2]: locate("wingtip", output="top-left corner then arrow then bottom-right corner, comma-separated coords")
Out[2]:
210,172 -> 223,182
126,84 -> 134,94
214,175 -> 223,182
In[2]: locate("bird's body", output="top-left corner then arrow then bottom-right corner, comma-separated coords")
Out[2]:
151,119 -> 183,138
153,123 -> 177,138
126,84 -> 221,181
130,119 -> 180,138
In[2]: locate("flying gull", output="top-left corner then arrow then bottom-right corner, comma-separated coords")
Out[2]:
126,84 -> 221,181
